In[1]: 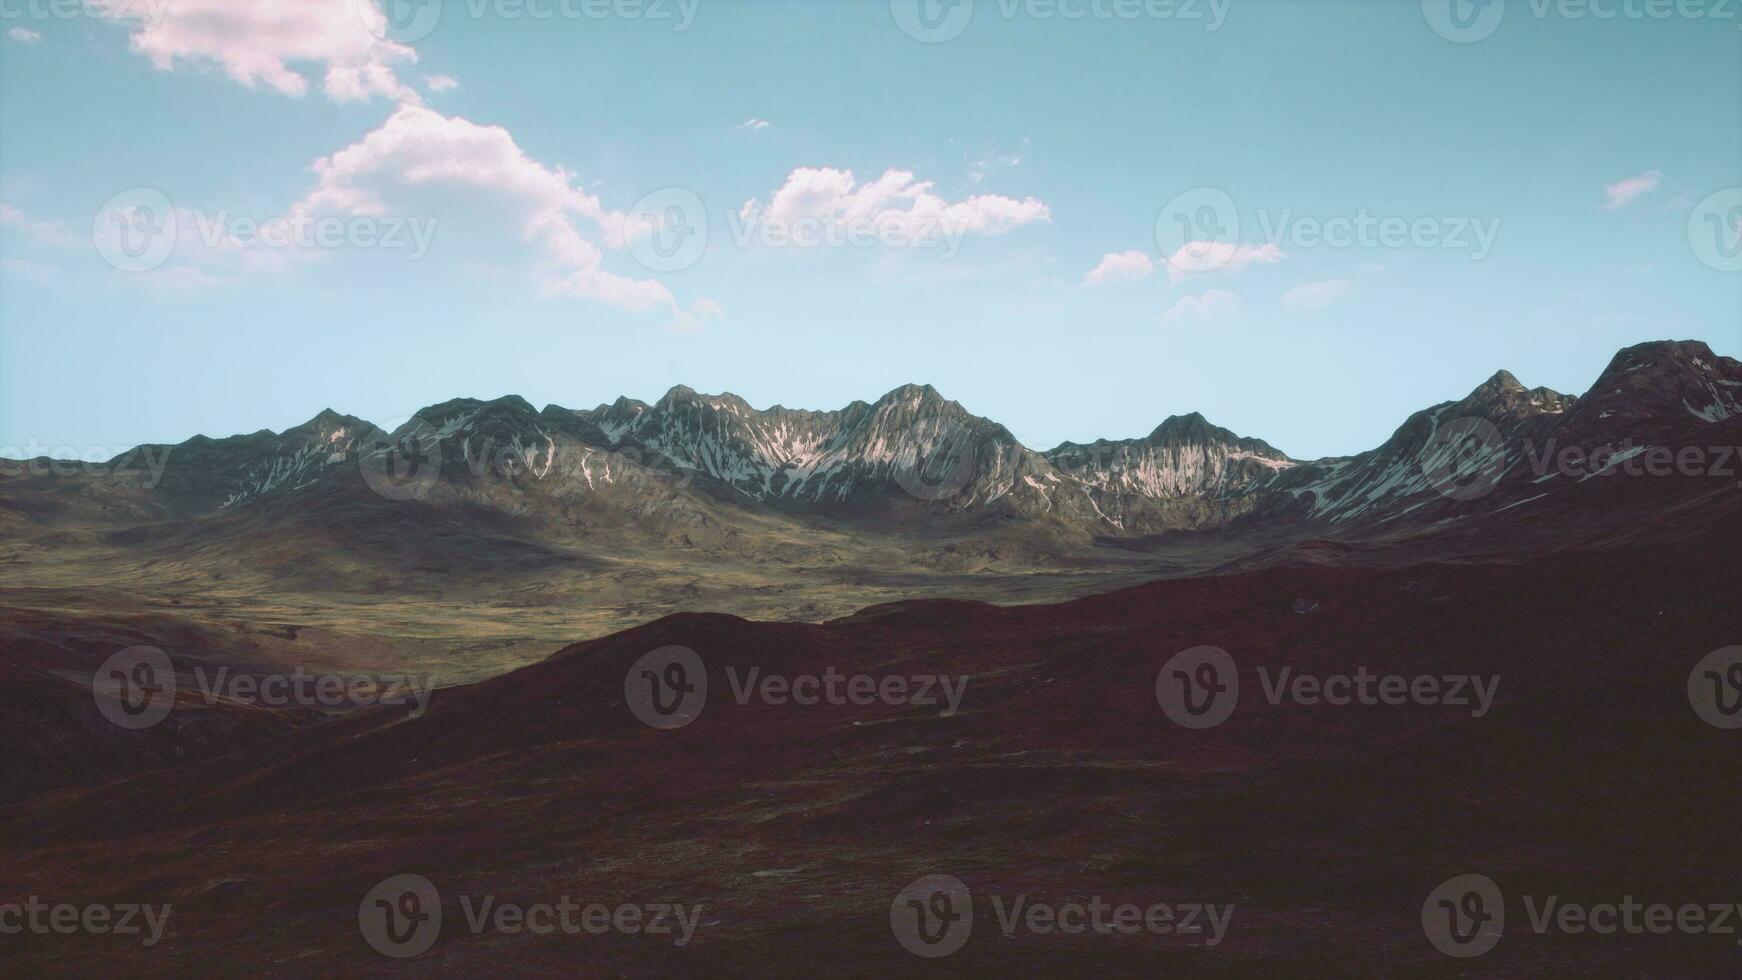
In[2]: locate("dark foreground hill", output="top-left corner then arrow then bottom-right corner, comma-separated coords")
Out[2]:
3,519 -> 1739,975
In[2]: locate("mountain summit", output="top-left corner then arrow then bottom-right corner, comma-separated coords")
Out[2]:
40,341 -> 1738,548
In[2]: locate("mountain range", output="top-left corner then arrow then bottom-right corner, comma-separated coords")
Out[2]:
4,339 -> 1742,974
16,339 -> 1727,554
3,338 -> 1739,795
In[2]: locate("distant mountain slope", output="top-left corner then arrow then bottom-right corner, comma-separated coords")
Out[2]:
1265,340 -> 1742,543
5,340 -> 1738,551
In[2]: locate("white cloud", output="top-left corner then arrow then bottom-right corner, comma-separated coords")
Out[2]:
741,167 -> 1050,243
966,143 -> 1025,185
4,200 -> 246,288
0,203 -> 78,247
1082,250 -> 1154,286
101,0 -> 424,104
1163,242 -> 1285,284
1281,278 -> 1354,310
736,118 -> 771,131
0,258 -> 61,285
426,74 -> 460,94
8,27 -> 41,44
296,104 -> 705,319
23,107 -> 704,322
151,265 -> 235,290
1159,288 -> 1240,326
1603,170 -> 1662,211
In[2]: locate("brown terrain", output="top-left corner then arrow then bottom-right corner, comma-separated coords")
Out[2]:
2,339 -> 1740,974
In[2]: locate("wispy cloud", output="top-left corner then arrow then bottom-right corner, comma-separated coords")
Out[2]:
736,118 -> 771,131
1082,250 -> 1154,286
0,258 -> 61,286
425,74 -> 460,94
1603,170 -> 1662,211
0,203 -> 77,247
8,26 -> 41,44
1282,277 -> 1354,310
741,167 -> 1050,242
1163,242 -> 1285,284
299,104 -> 711,322
966,141 -> 1027,185
1085,240 -> 1287,286
1159,288 -> 1240,326
100,0 -> 426,105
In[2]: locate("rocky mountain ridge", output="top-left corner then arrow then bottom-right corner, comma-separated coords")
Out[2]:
16,340 -> 1739,542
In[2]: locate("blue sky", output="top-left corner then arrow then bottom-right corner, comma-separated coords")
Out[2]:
1,0 -> 1738,462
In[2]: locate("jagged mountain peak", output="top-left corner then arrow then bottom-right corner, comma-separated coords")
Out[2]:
1041,408 -> 1294,512
1148,410 -> 1211,439
64,338 -> 1737,536
413,394 -> 542,431
1601,339 -> 1731,378
866,382 -> 954,415
306,407 -> 354,426
1145,411 -> 1279,450
432,393 -> 533,416
258,410 -> 370,458
1573,338 -> 1742,427
1476,369 -> 1525,394
654,385 -> 757,414
879,382 -> 943,400
1450,367 -> 1574,422
610,395 -> 649,411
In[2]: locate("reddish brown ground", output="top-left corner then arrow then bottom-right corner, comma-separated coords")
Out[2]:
3,526 -> 1741,976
